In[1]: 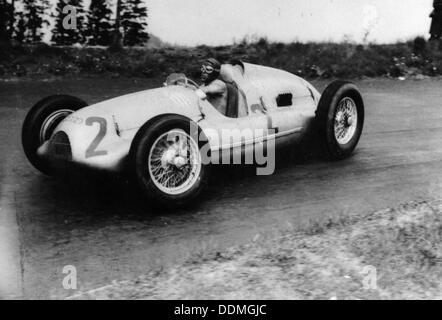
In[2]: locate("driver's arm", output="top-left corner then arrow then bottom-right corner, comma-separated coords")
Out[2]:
200,80 -> 227,96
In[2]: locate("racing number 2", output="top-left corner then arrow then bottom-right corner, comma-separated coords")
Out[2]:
85,117 -> 108,158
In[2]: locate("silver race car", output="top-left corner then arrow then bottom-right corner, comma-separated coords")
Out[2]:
22,61 -> 364,208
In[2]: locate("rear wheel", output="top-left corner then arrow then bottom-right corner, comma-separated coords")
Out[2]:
129,115 -> 210,209
22,95 -> 87,175
315,80 -> 364,160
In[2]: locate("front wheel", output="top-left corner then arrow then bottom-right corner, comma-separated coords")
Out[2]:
315,80 -> 364,160
129,115 -> 210,209
22,95 -> 88,175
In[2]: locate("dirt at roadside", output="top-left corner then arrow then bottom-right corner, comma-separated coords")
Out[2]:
64,201 -> 442,300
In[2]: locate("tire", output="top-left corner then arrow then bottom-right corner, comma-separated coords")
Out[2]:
129,115 -> 210,209
22,95 -> 88,175
315,80 -> 364,160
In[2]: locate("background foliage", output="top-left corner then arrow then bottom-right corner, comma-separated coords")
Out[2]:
1,37 -> 441,79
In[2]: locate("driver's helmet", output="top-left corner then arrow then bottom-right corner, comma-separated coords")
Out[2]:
201,58 -> 221,84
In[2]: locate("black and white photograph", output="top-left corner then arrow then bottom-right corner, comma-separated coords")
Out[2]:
0,0 -> 441,305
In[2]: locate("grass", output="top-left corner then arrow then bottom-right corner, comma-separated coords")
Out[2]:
62,201 -> 442,300
1,37 -> 442,80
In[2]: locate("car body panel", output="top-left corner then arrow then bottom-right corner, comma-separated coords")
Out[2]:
38,62 -> 321,171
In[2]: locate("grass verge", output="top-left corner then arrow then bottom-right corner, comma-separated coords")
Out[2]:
63,200 -> 442,300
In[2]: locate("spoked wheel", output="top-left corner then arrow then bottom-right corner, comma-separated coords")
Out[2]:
148,129 -> 202,196
130,115 -> 210,209
316,80 -> 364,160
334,97 -> 358,145
22,95 -> 87,175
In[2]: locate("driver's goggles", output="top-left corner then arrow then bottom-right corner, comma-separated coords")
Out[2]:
201,65 -> 215,74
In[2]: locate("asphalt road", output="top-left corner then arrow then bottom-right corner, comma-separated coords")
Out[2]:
1,77 -> 442,299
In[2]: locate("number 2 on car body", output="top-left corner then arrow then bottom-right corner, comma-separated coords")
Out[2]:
85,117 -> 108,158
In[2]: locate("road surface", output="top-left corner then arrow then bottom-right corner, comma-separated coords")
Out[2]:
1,77 -> 441,299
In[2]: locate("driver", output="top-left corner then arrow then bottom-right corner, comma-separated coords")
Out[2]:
200,58 -> 228,115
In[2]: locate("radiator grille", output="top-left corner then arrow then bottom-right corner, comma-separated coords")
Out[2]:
47,131 -> 72,161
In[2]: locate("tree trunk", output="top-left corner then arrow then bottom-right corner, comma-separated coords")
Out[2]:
111,0 -> 123,49
9,0 -> 15,39
0,0 -> 9,42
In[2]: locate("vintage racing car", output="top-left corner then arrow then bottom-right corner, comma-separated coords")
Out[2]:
22,61 -> 364,208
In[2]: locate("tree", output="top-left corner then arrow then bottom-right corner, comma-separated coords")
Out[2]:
52,0 -> 86,45
120,0 -> 149,46
21,0 -> 50,43
14,12 -> 27,43
8,0 -> 15,39
86,0 -> 113,46
0,0 -> 13,42
110,0 -> 123,50
0,1 -> 9,42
